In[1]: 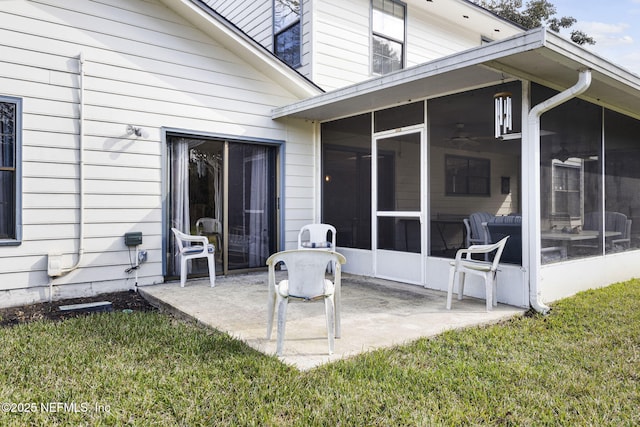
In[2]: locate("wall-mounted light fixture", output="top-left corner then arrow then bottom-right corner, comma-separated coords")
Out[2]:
126,124 -> 144,137
494,91 -> 512,138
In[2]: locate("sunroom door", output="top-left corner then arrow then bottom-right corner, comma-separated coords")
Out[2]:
373,128 -> 425,284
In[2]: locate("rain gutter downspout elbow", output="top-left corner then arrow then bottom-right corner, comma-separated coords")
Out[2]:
527,68 -> 592,314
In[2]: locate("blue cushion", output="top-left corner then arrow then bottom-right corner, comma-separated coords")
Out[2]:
183,244 -> 214,254
301,241 -> 332,248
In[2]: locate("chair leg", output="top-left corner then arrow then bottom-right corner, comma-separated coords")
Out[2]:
266,288 -> 276,340
206,253 -> 216,287
333,281 -> 341,339
325,296 -> 335,355
485,276 -> 493,311
180,257 -> 188,288
276,298 -> 288,356
446,266 -> 455,309
457,272 -> 466,301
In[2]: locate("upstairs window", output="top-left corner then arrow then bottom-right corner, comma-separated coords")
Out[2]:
0,96 -> 21,243
274,0 -> 301,68
372,0 -> 405,75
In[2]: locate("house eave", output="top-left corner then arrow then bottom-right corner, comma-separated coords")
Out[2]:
273,28 -> 640,122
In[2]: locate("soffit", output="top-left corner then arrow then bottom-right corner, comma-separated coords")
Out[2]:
405,0 -> 524,38
273,28 -> 640,122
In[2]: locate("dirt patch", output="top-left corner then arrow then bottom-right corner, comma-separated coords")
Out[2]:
0,291 -> 157,328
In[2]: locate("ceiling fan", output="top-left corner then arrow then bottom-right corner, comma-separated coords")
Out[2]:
445,123 -> 490,148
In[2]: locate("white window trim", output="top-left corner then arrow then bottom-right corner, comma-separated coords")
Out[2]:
0,95 -> 22,245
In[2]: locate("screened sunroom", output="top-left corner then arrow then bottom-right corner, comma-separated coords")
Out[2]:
273,28 -> 640,310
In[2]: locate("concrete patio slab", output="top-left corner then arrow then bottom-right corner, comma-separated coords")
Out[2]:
138,273 -> 526,370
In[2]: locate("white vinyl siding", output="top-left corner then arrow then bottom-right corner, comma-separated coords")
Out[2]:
312,0 -> 371,91
0,0 -> 314,306
312,0 -> 475,91
406,6 -> 487,68
204,0 -> 273,49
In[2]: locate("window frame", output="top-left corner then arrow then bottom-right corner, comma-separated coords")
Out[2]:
371,0 -> 406,76
0,95 -> 22,245
444,154 -> 491,197
273,0 -> 302,68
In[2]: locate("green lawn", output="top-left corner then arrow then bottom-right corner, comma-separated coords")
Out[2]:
1,280 -> 638,426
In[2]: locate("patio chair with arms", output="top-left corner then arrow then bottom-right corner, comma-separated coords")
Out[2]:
171,228 -> 216,288
611,219 -> 632,250
446,236 -> 509,311
266,249 -> 346,356
463,212 -> 493,248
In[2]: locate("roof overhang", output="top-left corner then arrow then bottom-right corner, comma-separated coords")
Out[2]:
272,28 -> 640,122
159,0 -> 322,99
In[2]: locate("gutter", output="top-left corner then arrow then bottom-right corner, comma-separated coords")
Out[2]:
527,68 -> 592,313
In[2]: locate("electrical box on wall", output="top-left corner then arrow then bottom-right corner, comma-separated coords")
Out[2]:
124,232 -> 143,247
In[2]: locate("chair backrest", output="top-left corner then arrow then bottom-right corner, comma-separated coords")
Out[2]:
487,236 -> 509,272
605,212 -> 628,234
624,219 -> 632,239
266,250 -> 346,299
171,228 -> 187,252
584,211 -> 628,234
297,224 -> 336,249
468,212 -> 493,244
196,217 -> 221,234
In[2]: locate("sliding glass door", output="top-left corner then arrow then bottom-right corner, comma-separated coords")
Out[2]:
167,136 -> 277,278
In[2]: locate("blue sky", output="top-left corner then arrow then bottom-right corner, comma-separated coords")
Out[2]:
550,0 -> 640,74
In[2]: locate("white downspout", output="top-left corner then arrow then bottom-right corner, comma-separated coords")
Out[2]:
48,53 -> 86,301
60,53 -> 87,275
527,68 -> 592,313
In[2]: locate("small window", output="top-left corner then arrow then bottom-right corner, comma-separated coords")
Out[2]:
372,0 -> 405,75
0,96 -> 21,243
274,0 -> 301,68
445,155 -> 490,196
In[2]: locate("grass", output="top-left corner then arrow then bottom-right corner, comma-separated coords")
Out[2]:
1,281 -> 639,426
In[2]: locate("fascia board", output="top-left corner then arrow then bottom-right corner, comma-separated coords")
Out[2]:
274,27 -> 640,122
272,28 -> 548,120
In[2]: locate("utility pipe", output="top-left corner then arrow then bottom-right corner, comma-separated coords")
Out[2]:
49,53 -> 86,300
526,68 -> 592,314
62,52 -> 86,274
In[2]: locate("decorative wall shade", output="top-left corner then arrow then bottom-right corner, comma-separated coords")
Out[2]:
494,91 -> 512,138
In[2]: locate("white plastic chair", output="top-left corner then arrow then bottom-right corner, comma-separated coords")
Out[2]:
266,249 -> 347,356
446,236 -> 509,311
171,228 -> 215,288
297,223 -> 337,271
297,223 -> 336,250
